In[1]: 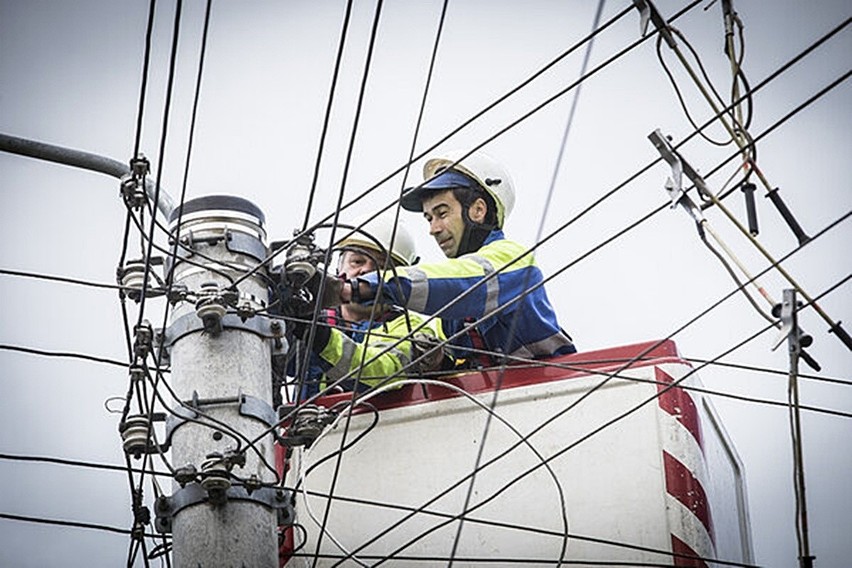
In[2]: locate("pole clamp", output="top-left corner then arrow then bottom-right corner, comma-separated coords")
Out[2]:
154,484 -> 294,534
163,392 -> 285,450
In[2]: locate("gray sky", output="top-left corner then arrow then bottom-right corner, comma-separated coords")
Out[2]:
1,1 -> 850,566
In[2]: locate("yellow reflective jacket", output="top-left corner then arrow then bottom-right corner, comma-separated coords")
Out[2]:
314,310 -> 445,392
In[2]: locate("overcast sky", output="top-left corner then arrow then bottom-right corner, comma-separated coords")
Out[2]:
1,1 -> 850,566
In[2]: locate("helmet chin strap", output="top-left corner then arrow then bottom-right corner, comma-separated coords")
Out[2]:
455,206 -> 496,257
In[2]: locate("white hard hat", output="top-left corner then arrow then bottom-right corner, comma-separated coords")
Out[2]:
401,149 -> 516,228
337,212 -> 418,267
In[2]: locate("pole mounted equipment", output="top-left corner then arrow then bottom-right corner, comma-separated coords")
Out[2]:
649,128 -> 850,354
633,0 -> 813,247
162,195 -> 286,567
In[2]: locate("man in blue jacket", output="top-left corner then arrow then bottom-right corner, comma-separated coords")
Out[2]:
342,150 -> 575,364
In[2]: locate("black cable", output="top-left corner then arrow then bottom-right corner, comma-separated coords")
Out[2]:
0,453 -> 170,477
297,488 -> 753,567
134,0 -> 215,522
132,0 -> 158,160
686,358 -> 852,387
0,267 -> 128,292
296,402 -> 380,489
300,553 -> 728,567
301,0 -> 355,232
0,512 -> 156,538
303,0 -> 452,555
133,0 -> 184,329
715,70 -> 850,203
448,2 -> 607,561
656,28 -> 732,147
125,208 -> 239,286
699,230 -> 776,324
0,343 -> 127,368
309,1 -> 387,561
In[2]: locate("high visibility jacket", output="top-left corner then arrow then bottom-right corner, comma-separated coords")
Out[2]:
312,310 -> 445,392
360,230 -> 575,361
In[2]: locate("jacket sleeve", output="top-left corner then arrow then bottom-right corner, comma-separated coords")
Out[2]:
362,239 -> 541,320
314,312 -> 445,390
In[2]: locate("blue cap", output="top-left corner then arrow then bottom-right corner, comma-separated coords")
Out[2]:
400,170 -> 480,212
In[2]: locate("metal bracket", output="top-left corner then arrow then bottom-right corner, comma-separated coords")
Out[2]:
167,228 -> 268,267
772,289 -> 798,351
632,0 -> 676,47
163,392 -> 284,450
154,483 -> 293,533
648,129 -> 707,232
159,311 -> 275,349
771,289 -> 820,371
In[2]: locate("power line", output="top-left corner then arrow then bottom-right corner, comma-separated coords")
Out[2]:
686,358 -> 852,387
0,512 -> 150,538
0,343 -> 128,369
0,267 -> 127,292
301,0 -> 355,232
0,453 -> 170,478
310,0 -> 390,560
448,2 -> 609,562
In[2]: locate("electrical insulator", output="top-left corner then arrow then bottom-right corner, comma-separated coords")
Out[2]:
285,236 -> 318,288
289,405 -> 334,447
120,259 -> 149,301
200,453 -> 232,505
195,282 -> 227,335
121,415 -> 152,459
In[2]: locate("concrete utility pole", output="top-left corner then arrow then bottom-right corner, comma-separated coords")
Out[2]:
157,195 -> 285,567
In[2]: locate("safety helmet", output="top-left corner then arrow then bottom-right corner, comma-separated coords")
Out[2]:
418,150 -> 516,228
336,212 -> 418,267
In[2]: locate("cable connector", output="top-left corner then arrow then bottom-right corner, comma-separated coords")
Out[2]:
133,320 -> 154,359
772,289 -> 821,371
130,154 -> 150,178
119,174 -> 146,209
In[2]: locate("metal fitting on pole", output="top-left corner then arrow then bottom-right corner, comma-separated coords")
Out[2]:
164,195 -> 280,567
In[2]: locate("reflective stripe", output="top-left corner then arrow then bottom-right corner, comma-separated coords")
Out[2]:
467,254 -> 500,312
326,334 -> 358,380
509,331 -> 574,359
371,341 -> 411,369
405,266 -> 429,312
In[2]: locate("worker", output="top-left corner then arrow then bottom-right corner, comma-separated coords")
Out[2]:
340,150 -> 576,365
288,213 -> 446,398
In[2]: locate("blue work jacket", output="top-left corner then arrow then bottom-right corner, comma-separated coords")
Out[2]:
360,230 -> 575,362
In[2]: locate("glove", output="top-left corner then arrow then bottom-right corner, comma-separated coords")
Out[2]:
305,271 -> 344,309
411,332 -> 448,373
287,314 -> 332,353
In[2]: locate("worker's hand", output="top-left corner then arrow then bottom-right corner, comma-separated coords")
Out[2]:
303,271 -> 343,309
411,333 -> 446,373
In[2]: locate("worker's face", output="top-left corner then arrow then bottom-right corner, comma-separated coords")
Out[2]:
338,249 -> 387,279
422,189 -> 486,258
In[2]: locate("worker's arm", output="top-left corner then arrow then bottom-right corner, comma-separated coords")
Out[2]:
353,238 -> 541,319
313,312 -> 445,389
